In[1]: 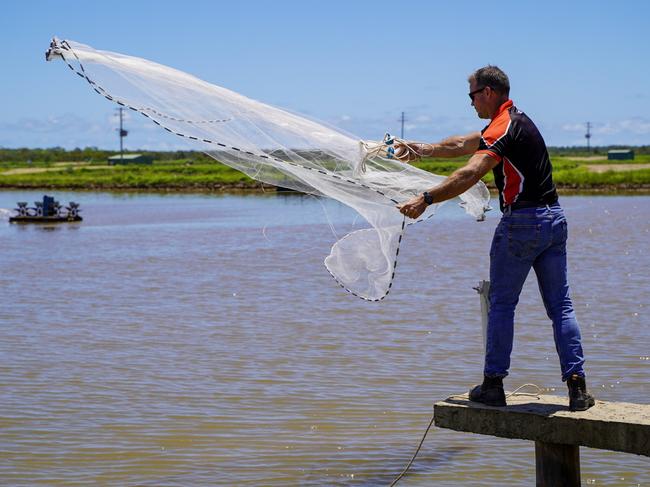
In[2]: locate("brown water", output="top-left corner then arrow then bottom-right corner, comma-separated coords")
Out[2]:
1,191 -> 648,486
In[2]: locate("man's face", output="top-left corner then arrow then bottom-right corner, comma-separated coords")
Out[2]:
469,80 -> 491,120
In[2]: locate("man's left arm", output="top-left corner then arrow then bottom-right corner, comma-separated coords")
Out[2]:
397,153 -> 499,219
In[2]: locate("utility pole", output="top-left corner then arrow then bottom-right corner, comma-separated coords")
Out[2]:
117,107 -> 128,162
399,111 -> 406,139
585,122 -> 592,154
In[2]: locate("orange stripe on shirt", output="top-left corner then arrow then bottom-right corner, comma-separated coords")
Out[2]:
476,149 -> 502,163
482,100 -> 513,146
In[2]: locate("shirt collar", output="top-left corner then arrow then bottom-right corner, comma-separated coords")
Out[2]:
493,99 -> 513,120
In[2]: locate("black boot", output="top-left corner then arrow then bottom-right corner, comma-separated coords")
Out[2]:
469,375 -> 506,407
567,374 -> 595,411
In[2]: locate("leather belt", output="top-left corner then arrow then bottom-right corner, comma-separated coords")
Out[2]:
505,197 -> 558,211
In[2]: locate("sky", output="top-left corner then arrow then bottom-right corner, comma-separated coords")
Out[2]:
2,0 -> 649,150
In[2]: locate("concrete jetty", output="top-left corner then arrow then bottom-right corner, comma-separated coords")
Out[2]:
434,393 -> 650,486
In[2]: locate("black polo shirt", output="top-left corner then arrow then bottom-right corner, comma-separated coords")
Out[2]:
476,100 -> 557,211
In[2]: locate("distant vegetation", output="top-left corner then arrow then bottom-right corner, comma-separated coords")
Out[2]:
548,145 -> 650,156
1,145 -> 648,165
0,147 -> 216,165
1,146 -> 649,192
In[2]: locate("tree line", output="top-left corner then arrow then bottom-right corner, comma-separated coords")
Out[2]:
0,145 -> 648,163
0,147 -> 216,164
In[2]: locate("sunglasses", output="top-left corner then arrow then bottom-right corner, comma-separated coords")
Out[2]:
469,86 -> 489,101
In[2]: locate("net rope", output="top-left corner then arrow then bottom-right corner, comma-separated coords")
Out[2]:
46,38 -> 490,301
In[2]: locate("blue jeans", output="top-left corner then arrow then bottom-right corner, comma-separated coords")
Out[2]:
485,202 -> 586,381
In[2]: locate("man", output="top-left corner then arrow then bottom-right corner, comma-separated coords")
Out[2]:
396,65 -> 595,411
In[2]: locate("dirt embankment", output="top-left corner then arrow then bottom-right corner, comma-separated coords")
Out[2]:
584,163 -> 650,173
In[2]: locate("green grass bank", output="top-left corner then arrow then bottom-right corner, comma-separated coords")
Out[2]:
1,149 -> 649,193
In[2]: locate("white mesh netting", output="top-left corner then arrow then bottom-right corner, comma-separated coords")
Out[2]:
46,38 -> 490,301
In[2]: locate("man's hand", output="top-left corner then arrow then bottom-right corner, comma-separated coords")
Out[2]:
397,195 -> 428,219
393,142 -> 423,162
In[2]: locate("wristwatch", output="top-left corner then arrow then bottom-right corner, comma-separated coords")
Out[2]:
423,191 -> 434,205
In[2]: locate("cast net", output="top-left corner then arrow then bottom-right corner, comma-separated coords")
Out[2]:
45,38 -> 490,301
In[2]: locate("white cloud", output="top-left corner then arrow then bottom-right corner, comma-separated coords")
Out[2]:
561,118 -> 650,136
595,118 -> 650,135
3,111 -> 648,150
0,113 -> 191,150
561,123 -> 586,132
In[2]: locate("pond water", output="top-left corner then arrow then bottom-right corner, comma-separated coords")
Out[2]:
1,191 -> 648,486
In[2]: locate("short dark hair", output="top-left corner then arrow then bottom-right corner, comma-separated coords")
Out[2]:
468,65 -> 510,96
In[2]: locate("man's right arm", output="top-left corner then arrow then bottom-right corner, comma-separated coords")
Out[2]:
395,131 -> 482,161
427,131 -> 482,157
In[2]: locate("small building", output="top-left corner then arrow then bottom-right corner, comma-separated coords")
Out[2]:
107,153 -> 153,165
607,149 -> 635,160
